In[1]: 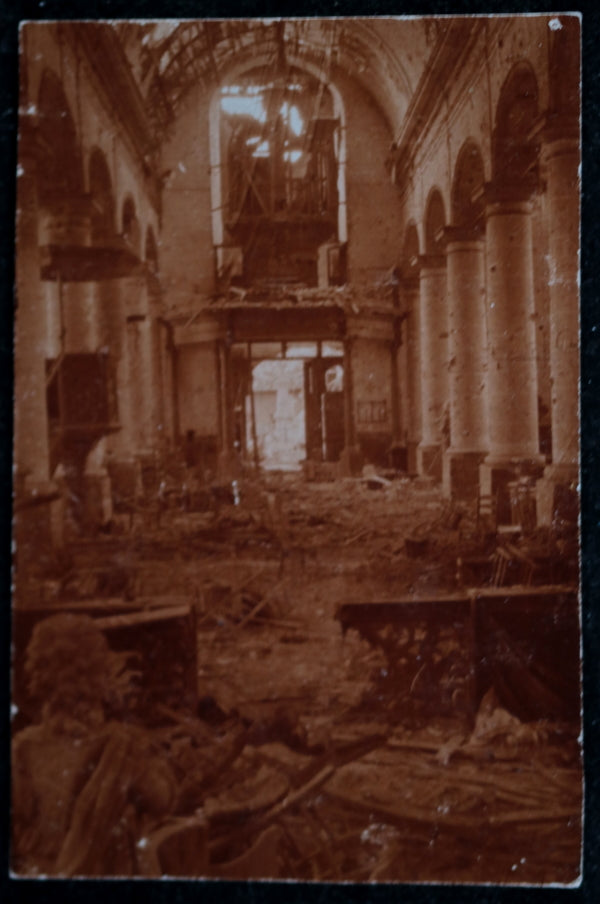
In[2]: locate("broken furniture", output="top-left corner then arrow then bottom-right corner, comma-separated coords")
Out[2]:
336,586 -> 579,724
12,598 -> 198,724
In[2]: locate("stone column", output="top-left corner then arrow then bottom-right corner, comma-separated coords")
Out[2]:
156,320 -> 176,447
388,327 -> 404,469
216,338 -> 236,478
536,128 -> 580,525
104,278 -> 136,459
402,278 -> 422,474
481,188 -> 545,506
14,123 -> 51,490
543,134 -> 580,477
417,255 -> 448,481
141,315 -> 164,451
60,280 -> 113,528
443,231 -> 489,500
339,335 -> 362,475
62,282 -> 101,352
121,273 -> 165,457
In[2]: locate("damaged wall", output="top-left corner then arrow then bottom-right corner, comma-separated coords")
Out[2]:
160,85 -> 215,312
176,343 -> 219,439
341,72 -> 404,285
159,63 -> 404,314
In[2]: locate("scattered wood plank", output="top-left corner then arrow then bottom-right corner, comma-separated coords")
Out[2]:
235,580 -> 286,630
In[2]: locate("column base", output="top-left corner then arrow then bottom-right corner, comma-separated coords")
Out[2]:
536,463 -> 579,530
442,449 -> 487,501
339,444 -> 364,477
480,455 -> 546,526
417,443 -> 443,482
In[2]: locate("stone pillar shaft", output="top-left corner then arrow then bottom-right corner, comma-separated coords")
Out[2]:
543,137 -> 580,474
343,336 -> 356,450
218,339 -> 232,454
484,200 -> 540,462
443,238 -> 488,499
390,334 -> 402,444
417,261 -> 448,479
14,133 -> 50,485
121,276 -> 164,455
138,317 -> 162,451
403,281 -> 422,473
105,279 -> 134,458
62,282 -> 102,352
447,239 -> 488,452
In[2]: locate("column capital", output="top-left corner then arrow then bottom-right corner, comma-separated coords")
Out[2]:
530,111 -> 580,150
482,177 -> 539,207
442,225 -> 484,246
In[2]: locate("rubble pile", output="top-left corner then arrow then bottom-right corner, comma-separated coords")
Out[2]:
12,473 -> 582,882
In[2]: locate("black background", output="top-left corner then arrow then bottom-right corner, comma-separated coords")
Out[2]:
1,3 -> 598,903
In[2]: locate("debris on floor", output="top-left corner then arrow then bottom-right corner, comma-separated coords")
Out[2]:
11,474 -> 582,882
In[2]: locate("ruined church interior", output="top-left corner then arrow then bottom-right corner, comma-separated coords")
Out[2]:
12,16 -> 582,883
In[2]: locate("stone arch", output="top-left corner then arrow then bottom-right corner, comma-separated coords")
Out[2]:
121,195 -> 141,256
88,148 -> 116,243
451,139 -> 485,230
492,61 -> 540,187
424,188 -> 446,255
36,68 -> 83,207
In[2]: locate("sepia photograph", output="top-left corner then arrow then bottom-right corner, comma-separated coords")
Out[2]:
11,15 -> 582,884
